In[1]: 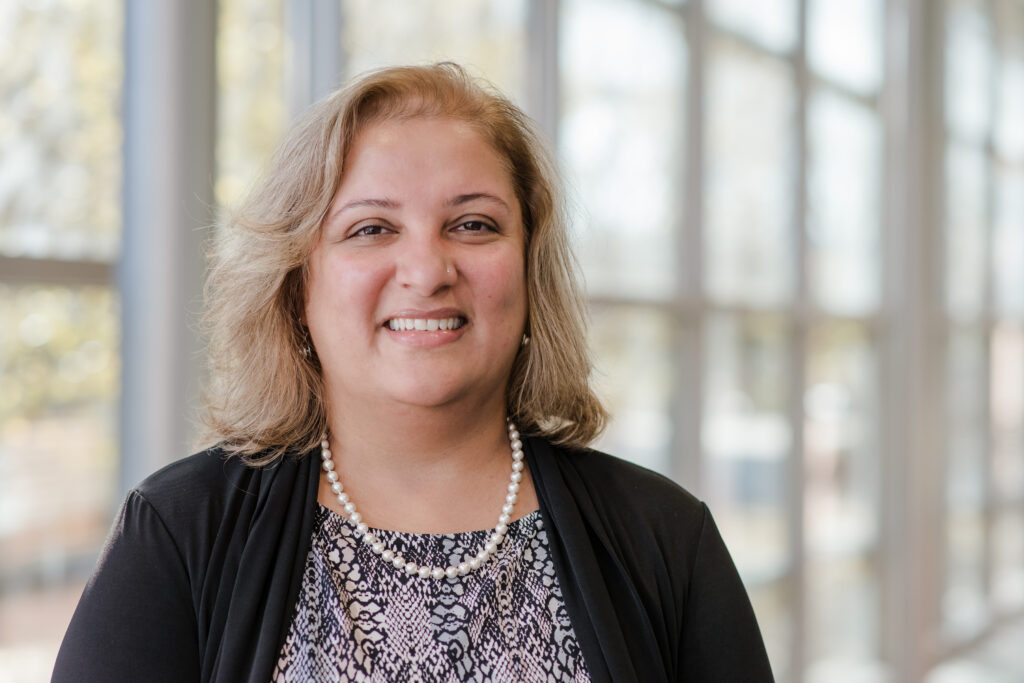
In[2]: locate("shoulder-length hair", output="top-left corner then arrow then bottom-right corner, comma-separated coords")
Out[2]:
202,63 -> 606,463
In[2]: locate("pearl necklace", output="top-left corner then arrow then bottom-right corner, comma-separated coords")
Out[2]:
320,421 -> 525,580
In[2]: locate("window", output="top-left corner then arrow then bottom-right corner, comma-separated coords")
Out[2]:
942,0 -> 1024,645
6,2 -> 1024,681
0,2 -> 122,679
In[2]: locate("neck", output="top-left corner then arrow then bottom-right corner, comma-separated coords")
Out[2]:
317,393 -> 537,534
327,398 -> 508,475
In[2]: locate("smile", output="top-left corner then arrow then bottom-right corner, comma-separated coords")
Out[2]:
386,317 -> 466,332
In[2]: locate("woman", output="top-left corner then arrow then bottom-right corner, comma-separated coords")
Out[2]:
53,63 -> 773,682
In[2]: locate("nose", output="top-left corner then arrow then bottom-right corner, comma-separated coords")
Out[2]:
394,230 -> 457,295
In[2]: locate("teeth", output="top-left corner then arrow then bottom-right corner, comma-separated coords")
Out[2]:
387,317 -> 464,332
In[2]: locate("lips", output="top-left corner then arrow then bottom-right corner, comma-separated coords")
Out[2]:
386,316 -> 466,332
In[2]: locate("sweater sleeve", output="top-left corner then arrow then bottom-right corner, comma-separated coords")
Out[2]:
51,489 -> 201,683
676,503 -> 775,682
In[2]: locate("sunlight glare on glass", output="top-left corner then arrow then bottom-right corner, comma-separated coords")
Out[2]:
945,0 -> 993,141
994,167 -> 1024,314
705,42 -> 794,306
0,0 -> 121,260
996,56 -> 1024,159
944,142 -> 988,319
708,0 -> 797,54
807,90 -> 882,315
561,0 -> 686,299
995,0 -> 1024,157
343,0 -> 527,103
807,0 -> 884,94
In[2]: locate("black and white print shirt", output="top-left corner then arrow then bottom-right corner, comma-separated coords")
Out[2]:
273,504 -> 591,682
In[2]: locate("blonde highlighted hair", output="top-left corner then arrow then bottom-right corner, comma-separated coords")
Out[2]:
202,63 -> 606,463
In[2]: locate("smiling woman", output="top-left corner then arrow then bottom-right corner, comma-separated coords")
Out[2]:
306,117 -> 528,430
52,63 -> 773,682
201,64 -> 604,467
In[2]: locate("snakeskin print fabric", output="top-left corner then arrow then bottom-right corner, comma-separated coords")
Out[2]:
272,505 -> 590,682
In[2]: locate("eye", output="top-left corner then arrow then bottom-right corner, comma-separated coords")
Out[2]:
453,220 -> 496,233
349,223 -> 393,238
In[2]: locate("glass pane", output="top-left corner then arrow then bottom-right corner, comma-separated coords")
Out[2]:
708,0 -> 797,54
705,40 -> 795,306
944,326 -> 989,638
703,313 -> 791,580
805,321 -> 881,554
749,580 -> 793,680
945,0 -> 993,142
947,328 -> 988,511
703,313 -> 792,676
996,56 -> 1024,158
993,510 -> 1024,611
342,0 -> 527,104
807,90 -> 883,315
807,0 -> 884,94
805,556 -> 886,683
0,1 -> 122,260
805,321 -> 883,676
993,165 -> 1024,315
0,284 -> 119,681
589,305 -> 674,475
216,0 -> 287,209
944,510 -> 988,641
991,323 -> 1024,502
995,0 -> 1024,159
945,142 -> 989,318
561,0 -> 687,299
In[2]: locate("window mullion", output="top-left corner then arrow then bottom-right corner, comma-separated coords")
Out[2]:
525,0 -> 560,145
120,0 -> 215,494
285,0 -> 343,120
674,0 -> 704,495
0,256 -> 112,287
789,0 -> 809,679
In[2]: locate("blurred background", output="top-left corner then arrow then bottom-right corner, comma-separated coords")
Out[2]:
1,0 -> 1022,681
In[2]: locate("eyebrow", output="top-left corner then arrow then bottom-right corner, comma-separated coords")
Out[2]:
446,193 -> 511,212
330,197 -> 400,222
330,192 -> 511,222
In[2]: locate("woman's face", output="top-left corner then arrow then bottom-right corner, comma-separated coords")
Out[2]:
305,116 -> 528,414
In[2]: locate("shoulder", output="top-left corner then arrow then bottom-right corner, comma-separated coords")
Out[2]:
128,447 -> 309,538
559,445 -> 698,503
527,437 -> 708,541
116,447 -> 315,573
131,447 -> 251,517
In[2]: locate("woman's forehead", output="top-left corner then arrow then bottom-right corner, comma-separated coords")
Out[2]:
338,117 -> 518,201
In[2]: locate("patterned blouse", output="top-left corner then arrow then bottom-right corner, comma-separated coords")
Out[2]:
273,504 -> 591,682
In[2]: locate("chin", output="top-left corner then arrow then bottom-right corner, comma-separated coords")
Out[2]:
390,378 -> 502,411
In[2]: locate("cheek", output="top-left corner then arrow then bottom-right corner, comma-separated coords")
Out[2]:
308,255 -> 381,311
482,254 -> 527,320
304,258 -> 383,353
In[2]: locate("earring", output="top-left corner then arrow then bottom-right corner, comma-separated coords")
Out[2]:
301,344 -> 312,358
521,333 -> 530,347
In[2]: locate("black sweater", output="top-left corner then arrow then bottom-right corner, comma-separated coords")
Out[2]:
52,437 -> 774,682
